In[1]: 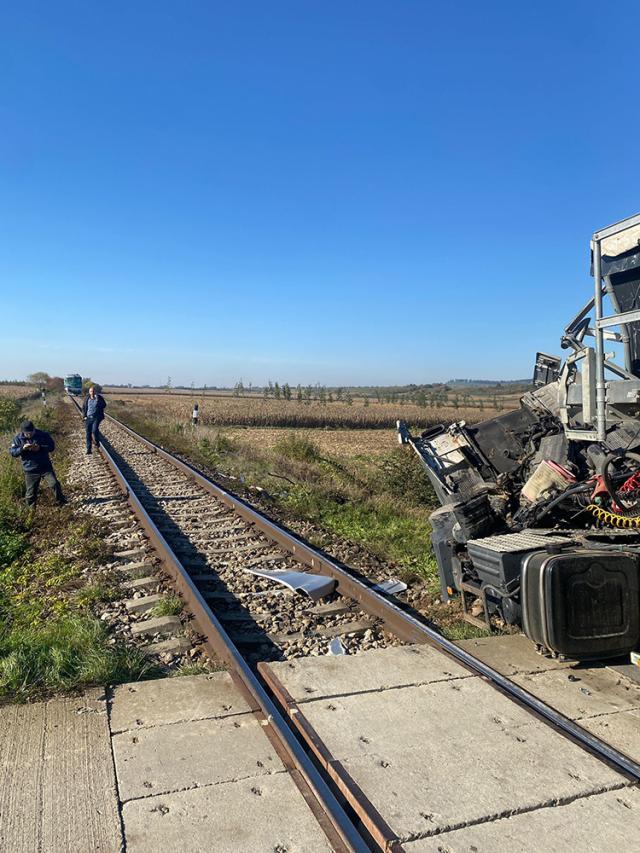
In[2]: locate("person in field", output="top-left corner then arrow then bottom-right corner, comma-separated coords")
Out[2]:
82,385 -> 107,454
192,402 -> 199,426
9,420 -> 67,508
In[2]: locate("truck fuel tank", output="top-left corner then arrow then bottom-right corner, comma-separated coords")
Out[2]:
522,549 -> 640,660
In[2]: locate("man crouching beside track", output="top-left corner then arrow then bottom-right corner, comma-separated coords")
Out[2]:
9,420 -> 67,508
82,385 -> 107,454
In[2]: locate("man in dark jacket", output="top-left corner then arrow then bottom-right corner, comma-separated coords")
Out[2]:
9,420 -> 67,507
81,385 -> 107,454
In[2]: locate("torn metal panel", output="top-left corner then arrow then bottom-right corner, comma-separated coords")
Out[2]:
243,568 -> 336,602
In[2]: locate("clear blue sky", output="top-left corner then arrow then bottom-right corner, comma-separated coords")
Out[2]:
2,2 -> 640,387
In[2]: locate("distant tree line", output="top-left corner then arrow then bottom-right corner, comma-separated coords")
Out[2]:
224,379 -> 507,410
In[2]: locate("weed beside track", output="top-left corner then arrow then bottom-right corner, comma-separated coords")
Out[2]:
0,398 -> 156,701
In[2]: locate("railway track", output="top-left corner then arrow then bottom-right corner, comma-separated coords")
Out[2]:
68,400 -> 640,850
99,425 -> 401,662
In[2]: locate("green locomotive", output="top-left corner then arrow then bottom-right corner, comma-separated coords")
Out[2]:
64,374 -> 83,396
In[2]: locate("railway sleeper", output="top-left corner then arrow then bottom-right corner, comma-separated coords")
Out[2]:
124,593 -> 166,614
130,615 -> 182,638
318,619 -> 376,639
125,576 -> 161,592
140,636 -> 193,657
113,547 -> 147,561
117,561 -> 158,577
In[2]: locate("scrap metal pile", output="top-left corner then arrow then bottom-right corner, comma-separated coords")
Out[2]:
400,214 -> 640,660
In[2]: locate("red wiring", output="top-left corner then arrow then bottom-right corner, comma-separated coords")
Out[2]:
619,470 -> 640,495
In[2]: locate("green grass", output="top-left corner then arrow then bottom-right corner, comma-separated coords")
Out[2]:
0,398 -> 21,433
149,595 -> 183,617
73,580 -> 120,608
0,535 -> 156,699
199,432 -> 237,458
280,484 -> 438,582
0,526 -> 28,568
273,433 -> 322,463
0,445 -> 27,519
171,661 -> 223,677
371,448 -> 436,506
440,622 -> 491,641
0,615 -> 158,699
65,519 -> 114,563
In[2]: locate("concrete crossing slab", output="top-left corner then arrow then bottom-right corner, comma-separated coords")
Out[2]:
265,645 -> 635,845
403,786 -> 640,852
456,634 -> 640,764
0,703 -> 46,852
110,673 -> 334,849
578,708 -> 640,762
610,662 -> 640,685
457,633 -> 573,676
511,666 -> 640,719
296,678 -> 626,838
265,644 -> 472,703
0,690 -> 122,853
122,768 -> 333,852
110,671 -> 249,731
41,691 -> 122,853
2,672 -> 335,852
113,713 -> 283,800
458,635 -> 640,761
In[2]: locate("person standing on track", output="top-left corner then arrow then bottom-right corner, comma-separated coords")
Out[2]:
82,385 -> 107,454
9,420 -> 67,508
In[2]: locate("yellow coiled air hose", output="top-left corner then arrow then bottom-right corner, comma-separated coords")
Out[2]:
586,504 -> 640,528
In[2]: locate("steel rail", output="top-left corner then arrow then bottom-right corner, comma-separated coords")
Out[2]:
69,399 -> 369,853
96,409 -> 640,783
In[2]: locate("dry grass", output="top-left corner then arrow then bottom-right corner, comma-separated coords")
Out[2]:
227,427 -> 398,458
0,384 -> 38,399
109,393 -> 506,430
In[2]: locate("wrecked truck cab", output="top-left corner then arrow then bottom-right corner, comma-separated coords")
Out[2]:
400,213 -> 640,661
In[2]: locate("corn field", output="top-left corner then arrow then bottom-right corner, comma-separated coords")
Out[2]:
110,393 -> 507,430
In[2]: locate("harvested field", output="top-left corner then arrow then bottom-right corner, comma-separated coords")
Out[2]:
108,392 -> 506,430
226,427 -> 397,458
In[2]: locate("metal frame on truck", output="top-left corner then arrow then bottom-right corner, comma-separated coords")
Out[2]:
561,213 -> 640,440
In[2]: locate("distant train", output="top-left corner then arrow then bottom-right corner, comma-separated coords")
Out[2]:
64,374 -> 83,396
